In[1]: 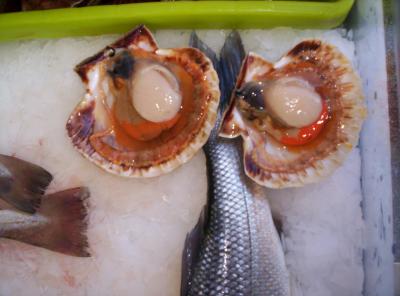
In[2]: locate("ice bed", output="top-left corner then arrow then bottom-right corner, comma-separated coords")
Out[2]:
0,0 -> 398,295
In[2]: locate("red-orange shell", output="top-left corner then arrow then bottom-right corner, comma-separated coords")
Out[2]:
221,40 -> 366,188
66,26 -> 219,177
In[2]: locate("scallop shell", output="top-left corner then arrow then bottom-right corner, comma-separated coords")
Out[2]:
221,40 -> 366,188
66,25 -> 219,177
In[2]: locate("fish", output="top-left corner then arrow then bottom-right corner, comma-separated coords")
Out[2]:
0,154 -> 53,213
180,32 -> 290,295
0,187 -> 91,257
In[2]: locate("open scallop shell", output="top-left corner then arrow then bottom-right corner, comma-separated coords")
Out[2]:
221,40 -> 366,188
66,25 -> 219,177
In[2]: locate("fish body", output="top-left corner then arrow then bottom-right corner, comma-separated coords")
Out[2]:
181,33 -> 290,295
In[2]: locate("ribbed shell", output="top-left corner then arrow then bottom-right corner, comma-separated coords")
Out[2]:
220,40 -> 366,188
66,26 -> 219,177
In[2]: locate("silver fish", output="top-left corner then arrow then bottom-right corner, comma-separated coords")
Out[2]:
181,32 -> 290,296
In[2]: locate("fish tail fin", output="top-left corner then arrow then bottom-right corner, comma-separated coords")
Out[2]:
180,206 -> 207,296
219,30 -> 246,111
189,32 -> 219,71
3,188 -> 91,257
0,154 -> 53,213
190,30 -> 245,114
216,31 -> 246,138
38,187 -> 91,257
190,30 -> 245,133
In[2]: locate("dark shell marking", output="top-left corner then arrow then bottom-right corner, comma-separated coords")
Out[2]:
75,25 -> 156,82
107,51 -> 135,80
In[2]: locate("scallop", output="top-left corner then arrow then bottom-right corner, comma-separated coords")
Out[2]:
221,40 -> 366,188
66,26 -> 219,177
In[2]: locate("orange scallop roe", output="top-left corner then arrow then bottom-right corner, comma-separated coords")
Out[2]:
120,114 -> 181,142
279,100 -> 329,146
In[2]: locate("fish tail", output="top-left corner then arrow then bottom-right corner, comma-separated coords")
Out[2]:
2,187 -> 91,257
219,31 -> 246,109
38,187 -> 91,257
190,31 -> 245,115
0,154 -> 53,213
189,32 -> 219,71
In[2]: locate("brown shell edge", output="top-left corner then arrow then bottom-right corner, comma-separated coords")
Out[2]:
75,25 -> 158,83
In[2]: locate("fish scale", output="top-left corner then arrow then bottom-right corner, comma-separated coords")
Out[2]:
191,137 -> 252,296
183,31 -> 290,296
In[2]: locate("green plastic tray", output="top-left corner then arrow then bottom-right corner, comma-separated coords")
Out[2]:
0,0 -> 354,42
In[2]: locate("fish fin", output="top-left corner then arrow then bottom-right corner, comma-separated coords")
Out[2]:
0,154 -> 53,213
180,206 -> 207,296
272,215 -> 288,253
190,31 -> 245,114
189,31 -> 219,71
219,30 -> 246,113
273,216 -> 284,239
2,187 -> 91,257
